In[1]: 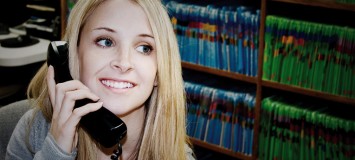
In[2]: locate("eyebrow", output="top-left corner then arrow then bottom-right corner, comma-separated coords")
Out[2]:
139,33 -> 154,39
93,27 -> 116,33
93,27 -> 154,39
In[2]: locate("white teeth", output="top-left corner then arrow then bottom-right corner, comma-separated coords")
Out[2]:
102,80 -> 133,89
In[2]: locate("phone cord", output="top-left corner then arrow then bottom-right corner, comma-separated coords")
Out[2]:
110,143 -> 122,160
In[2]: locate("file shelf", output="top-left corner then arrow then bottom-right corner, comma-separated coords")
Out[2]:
61,0 -> 355,159
182,62 -> 258,84
190,137 -> 253,160
262,80 -> 355,106
177,0 -> 355,159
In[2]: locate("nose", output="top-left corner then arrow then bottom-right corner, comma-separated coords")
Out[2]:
110,49 -> 133,73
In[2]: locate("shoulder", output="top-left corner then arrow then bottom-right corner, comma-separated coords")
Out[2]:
11,101 -> 51,152
23,108 -> 51,150
6,99 -> 50,133
0,99 -> 32,158
0,99 -> 32,145
5,100 -> 51,158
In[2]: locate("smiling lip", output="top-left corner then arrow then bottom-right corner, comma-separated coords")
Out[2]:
100,79 -> 136,89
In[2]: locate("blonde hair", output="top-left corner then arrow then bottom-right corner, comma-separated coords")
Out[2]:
27,0 -> 191,159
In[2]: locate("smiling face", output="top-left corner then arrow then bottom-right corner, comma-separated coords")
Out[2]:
77,0 -> 157,116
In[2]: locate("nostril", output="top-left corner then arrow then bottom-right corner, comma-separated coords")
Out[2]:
110,60 -> 132,72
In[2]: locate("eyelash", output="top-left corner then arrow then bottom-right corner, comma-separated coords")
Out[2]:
138,45 -> 154,55
95,37 -> 113,48
94,36 -> 154,55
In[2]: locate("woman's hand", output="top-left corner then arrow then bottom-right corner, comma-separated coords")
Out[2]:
46,65 -> 103,153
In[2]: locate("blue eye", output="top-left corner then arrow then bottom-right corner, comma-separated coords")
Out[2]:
136,45 -> 153,55
96,38 -> 113,47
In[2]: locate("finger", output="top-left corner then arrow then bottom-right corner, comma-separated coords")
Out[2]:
60,80 -> 91,91
57,89 -> 101,124
65,101 -> 103,133
54,80 -> 91,106
46,65 -> 59,118
54,83 -> 67,117
54,80 -> 94,120
51,102 -> 102,153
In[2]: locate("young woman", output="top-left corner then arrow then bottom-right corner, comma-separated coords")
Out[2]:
6,0 -> 195,159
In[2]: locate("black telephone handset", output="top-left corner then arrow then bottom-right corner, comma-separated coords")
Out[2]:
47,41 -> 127,149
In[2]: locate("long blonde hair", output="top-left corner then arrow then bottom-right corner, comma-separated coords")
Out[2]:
27,0 -> 191,159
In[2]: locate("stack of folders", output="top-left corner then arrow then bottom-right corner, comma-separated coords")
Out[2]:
259,96 -> 355,160
184,82 -> 256,156
166,1 -> 260,77
263,15 -> 355,98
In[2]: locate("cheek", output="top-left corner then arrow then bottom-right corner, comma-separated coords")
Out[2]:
134,54 -> 157,81
78,53 -> 103,83
136,60 -> 156,83
143,63 -> 158,85
79,60 -> 94,84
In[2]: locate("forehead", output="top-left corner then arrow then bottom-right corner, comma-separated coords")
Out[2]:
83,0 -> 152,34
